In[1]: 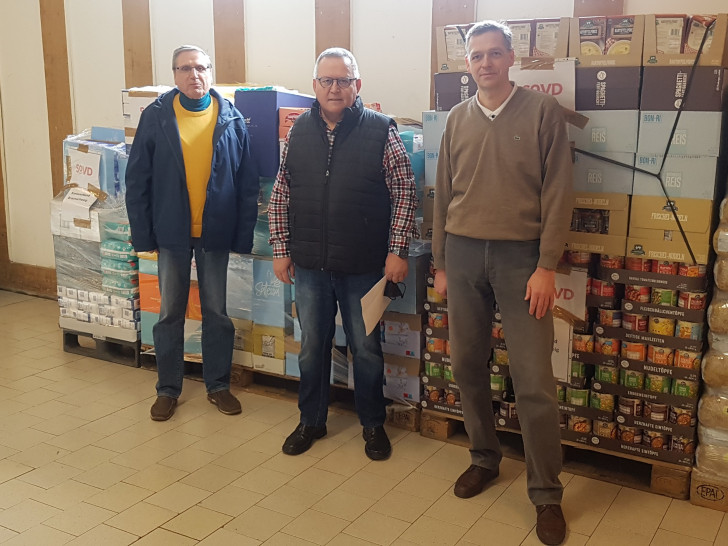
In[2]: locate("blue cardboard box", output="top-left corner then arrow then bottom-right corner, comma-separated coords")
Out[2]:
234,89 -> 314,177
63,129 -> 128,197
252,257 -> 292,328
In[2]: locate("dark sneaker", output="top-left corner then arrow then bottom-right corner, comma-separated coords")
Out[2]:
207,389 -> 242,415
282,423 -> 327,455
454,464 -> 500,498
363,426 -> 391,461
150,396 -> 177,421
536,504 -> 566,545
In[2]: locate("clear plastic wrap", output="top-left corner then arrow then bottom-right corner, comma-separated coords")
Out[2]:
716,256 -> 728,292
696,442 -> 728,476
53,235 -> 102,291
50,189 -> 130,243
714,223 -> 728,256
698,387 -> 728,431
63,128 -> 128,197
708,290 -> 728,334
227,254 -> 253,320
702,349 -> 728,388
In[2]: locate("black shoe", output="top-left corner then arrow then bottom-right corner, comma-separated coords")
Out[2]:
363,426 -> 391,461
150,396 -> 177,421
282,423 -> 327,455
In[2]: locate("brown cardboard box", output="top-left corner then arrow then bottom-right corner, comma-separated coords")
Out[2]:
626,229 -> 711,264
252,324 -> 287,359
640,66 -> 728,111
643,14 -> 728,66
386,404 -> 421,432
435,24 -> 474,73
691,468 -> 728,511
278,107 -> 309,139
423,187 -> 435,222
435,59 -> 576,112
575,66 -> 642,110
506,18 -> 570,61
627,195 -> 715,264
420,221 -> 433,240
570,15 -> 645,67
629,195 -> 714,234
566,193 -> 629,255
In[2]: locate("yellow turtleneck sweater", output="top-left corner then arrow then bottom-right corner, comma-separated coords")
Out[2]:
173,94 -> 218,238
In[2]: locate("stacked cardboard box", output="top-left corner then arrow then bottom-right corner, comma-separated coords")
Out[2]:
627,14 -> 728,263
53,127 -> 140,347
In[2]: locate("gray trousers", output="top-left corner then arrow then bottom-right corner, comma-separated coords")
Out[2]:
446,235 -> 563,506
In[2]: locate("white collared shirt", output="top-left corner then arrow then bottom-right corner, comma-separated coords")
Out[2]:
476,82 -> 518,120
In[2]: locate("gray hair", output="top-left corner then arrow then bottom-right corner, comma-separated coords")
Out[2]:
465,21 -> 513,53
313,47 -> 360,79
172,45 -> 212,71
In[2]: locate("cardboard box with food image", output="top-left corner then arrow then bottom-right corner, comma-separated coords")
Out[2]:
627,196 -> 718,265
566,192 -> 630,256
643,14 -> 728,67
570,15 -> 645,67
435,18 -> 569,73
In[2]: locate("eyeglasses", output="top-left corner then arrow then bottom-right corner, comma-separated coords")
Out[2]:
316,77 -> 357,89
175,65 -> 211,75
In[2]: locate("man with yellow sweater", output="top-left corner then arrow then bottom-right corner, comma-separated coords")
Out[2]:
126,46 -> 259,422
432,22 -> 573,546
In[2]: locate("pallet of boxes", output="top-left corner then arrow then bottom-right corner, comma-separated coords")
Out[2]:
564,13 -> 728,498
51,127 -> 141,366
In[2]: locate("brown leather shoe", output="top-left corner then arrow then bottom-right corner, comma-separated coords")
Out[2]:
454,464 -> 499,498
150,396 -> 177,421
207,389 -> 242,415
536,504 -> 566,545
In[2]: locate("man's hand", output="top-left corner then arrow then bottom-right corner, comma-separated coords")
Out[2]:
525,267 -> 556,319
434,270 -> 447,298
385,253 -> 408,283
273,257 -> 295,284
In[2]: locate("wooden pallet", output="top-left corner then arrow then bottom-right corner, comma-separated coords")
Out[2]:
63,328 -> 141,367
419,408 -> 691,499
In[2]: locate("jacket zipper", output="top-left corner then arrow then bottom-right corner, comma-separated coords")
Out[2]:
200,115 -> 234,249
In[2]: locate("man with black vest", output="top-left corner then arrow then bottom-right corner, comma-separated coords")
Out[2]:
268,48 -> 417,460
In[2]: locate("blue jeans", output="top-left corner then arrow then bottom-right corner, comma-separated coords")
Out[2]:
154,239 -> 234,398
294,266 -> 386,428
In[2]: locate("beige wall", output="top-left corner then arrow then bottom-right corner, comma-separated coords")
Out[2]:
0,0 -> 725,273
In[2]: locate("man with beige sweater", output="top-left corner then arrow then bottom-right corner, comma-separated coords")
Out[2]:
432,21 -> 573,546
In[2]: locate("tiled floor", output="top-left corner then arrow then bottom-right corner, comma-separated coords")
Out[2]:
0,289 -> 727,545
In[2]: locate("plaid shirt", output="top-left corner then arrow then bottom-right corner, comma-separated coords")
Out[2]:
268,115 -> 418,259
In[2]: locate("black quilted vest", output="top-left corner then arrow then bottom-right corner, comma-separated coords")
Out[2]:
286,97 -> 393,274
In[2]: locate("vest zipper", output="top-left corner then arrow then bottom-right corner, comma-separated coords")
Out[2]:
322,154 -> 332,269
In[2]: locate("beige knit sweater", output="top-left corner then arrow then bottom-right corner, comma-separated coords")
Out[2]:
432,87 -> 574,271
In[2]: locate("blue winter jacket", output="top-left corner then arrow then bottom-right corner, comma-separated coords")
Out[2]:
125,88 -> 259,253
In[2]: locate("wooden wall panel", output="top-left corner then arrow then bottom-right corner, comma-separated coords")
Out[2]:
39,0 -> 73,197
3,0 -> 72,296
122,0 -> 154,87
213,0 -> 246,83
315,0 -> 351,53
430,0 -> 478,109
574,0 -> 624,16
